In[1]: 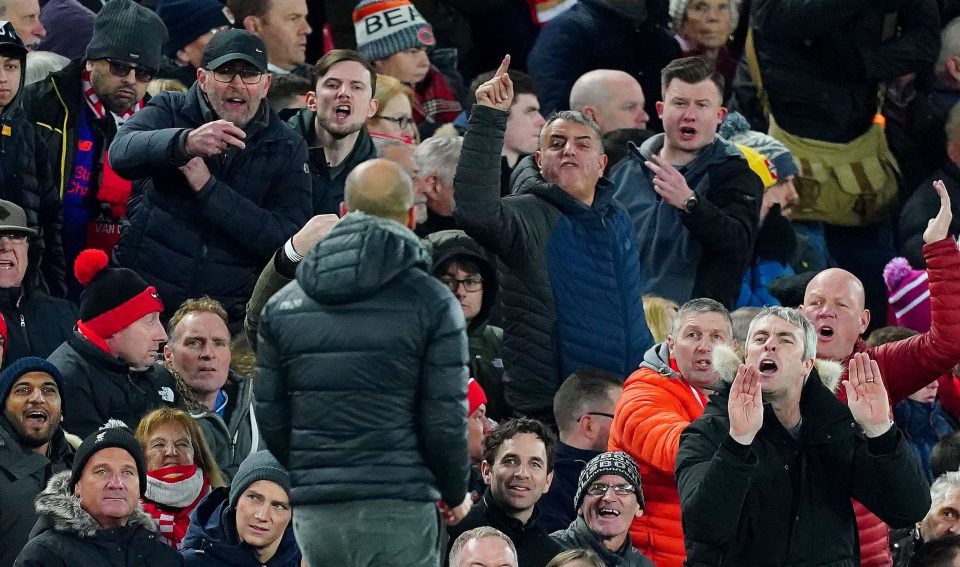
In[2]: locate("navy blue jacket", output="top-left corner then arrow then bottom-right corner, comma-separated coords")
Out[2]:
109,84 -> 311,325
454,105 -> 653,417
181,487 -> 301,567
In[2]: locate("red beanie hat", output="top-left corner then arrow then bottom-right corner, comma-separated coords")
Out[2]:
74,249 -> 164,339
0,312 -> 8,350
467,378 -> 487,416
883,257 -> 931,333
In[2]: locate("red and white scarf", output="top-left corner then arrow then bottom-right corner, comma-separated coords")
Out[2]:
81,67 -> 144,124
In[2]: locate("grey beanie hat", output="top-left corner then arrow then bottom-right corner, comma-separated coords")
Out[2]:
352,0 -> 436,62
85,0 -> 169,72
574,451 -> 645,511
229,451 -> 291,509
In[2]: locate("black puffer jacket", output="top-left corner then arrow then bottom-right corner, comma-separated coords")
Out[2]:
0,286 -> 77,367
750,0 -> 940,143
287,107 -> 377,215
0,420 -> 73,567
47,332 -> 179,439
13,471 -> 182,567
109,84 -> 311,325
0,42 -> 65,296
255,212 -> 470,507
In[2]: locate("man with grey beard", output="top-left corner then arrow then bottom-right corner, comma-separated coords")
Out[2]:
109,29 -> 311,330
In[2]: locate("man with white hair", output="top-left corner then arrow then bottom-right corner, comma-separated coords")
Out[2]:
414,135 -> 461,236
677,306 -> 930,565
893,472 -> 960,565
448,526 -> 519,567
569,69 -> 649,134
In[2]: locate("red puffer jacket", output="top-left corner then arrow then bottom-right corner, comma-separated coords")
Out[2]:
837,237 -> 960,567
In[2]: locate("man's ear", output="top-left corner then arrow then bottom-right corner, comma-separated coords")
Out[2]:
542,471 -> 554,494
859,309 -> 871,335
656,100 -> 665,119
406,207 -> 416,229
480,460 -> 492,485
582,106 -> 597,122
666,335 -> 675,351
948,56 -> 960,86
242,15 -> 259,32
339,201 -> 347,217
535,150 -> 543,170
367,98 -> 379,119
163,345 -> 173,364
305,91 -> 317,112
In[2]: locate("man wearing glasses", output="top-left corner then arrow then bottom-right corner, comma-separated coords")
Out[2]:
108,29 -> 310,329
21,0 -> 168,302
552,452 -> 655,567
608,297 -> 735,567
539,368 -> 623,533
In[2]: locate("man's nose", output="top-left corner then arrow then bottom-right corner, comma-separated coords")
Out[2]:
254,503 -> 269,520
28,388 -> 46,404
636,108 -> 649,126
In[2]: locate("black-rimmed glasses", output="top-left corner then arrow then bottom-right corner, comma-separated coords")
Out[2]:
377,115 -> 414,129
440,277 -> 483,293
209,66 -> 263,85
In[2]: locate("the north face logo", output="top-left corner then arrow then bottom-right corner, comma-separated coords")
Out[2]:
95,431 -> 107,443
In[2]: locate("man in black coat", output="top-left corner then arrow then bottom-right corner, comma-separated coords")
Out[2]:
109,29 -> 311,327
0,200 -> 76,367
0,358 -> 74,567
20,0 -> 167,302
48,250 -> 177,439
0,21 -> 64,296
255,158 -> 471,567
286,49 -> 378,215
676,306 -> 930,566
447,418 -> 563,567
13,421 -> 181,567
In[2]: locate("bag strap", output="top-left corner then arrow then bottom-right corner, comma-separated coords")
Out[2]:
744,27 -> 771,119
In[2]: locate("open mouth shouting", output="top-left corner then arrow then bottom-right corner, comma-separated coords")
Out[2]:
758,358 -> 779,376
333,104 -> 352,122
817,325 -> 834,341
678,126 -> 698,142
0,258 -> 16,270
23,408 -> 49,429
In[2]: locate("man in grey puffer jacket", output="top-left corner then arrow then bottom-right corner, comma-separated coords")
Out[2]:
255,159 -> 472,567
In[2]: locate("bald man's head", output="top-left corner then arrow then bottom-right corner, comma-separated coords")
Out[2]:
569,69 -> 648,133
800,268 -> 871,361
343,159 -> 416,227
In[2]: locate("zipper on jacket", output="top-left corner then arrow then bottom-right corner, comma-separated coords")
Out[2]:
19,312 -> 34,354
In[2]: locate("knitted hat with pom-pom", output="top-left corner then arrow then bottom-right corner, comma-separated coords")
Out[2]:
883,257 -> 930,333
75,249 -> 163,339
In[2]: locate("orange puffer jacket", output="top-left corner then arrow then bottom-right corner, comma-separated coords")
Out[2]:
609,346 -> 708,567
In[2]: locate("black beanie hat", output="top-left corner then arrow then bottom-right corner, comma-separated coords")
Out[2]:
0,21 -> 27,61
70,419 -> 148,496
75,249 -> 163,339
229,451 -> 291,509
0,357 -> 65,410
85,0 -> 168,72
574,451 -> 645,511
156,0 -> 231,58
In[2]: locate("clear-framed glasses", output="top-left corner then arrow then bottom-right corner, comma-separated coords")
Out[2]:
586,482 -> 636,497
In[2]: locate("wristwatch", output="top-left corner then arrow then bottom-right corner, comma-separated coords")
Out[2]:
682,193 -> 699,214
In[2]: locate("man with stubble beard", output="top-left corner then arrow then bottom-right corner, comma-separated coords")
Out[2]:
0,358 -> 73,567
108,29 -> 310,329
288,49 -> 380,215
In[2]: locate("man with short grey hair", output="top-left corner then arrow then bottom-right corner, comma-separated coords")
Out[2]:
677,306 -> 930,565
454,55 -> 653,422
449,526 -> 519,567
893,471 -> 960,565
414,135 -> 461,235
255,158 -> 472,567
609,297 -> 734,567
0,0 -> 45,50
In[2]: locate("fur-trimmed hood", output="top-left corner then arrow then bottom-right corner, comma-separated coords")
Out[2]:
33,470 -> 157,539
711,344 -> 844,393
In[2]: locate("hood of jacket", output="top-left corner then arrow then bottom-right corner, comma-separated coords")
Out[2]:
182,487 -> 301,566
423,229 -> 497,333
297,212 -> 430,304
32,470 -> 157,539
0,45 -> 27,122
638,341 -> 678,377
510,154 -> 620,216
712,343 -> 843,393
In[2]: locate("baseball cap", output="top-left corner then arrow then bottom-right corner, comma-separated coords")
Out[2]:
201,28 -> 267,73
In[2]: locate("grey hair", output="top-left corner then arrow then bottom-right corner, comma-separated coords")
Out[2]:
671,297 -> 733,338
746,306 -> 818,362
937,17 -> 960,83
539,110 -> 603,150
373,137 -> 408,156
448,527 -> 518,567
414,135 -> 462,187
25,51 -> 70,86
931,471 -> 960,506
947,102 -> 960,146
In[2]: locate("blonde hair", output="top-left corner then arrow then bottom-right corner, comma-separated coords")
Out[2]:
643,295 -> 679,343
136,408 -> 227,488
147,78 -> 188,97
369,74 -> 420,142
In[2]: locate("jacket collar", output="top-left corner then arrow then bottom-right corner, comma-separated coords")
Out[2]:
289,107 -> 376,176
68,329 -> 133,373
511,155 -> 618,216
34,470 -> 157,539
564,516 -> 637,562
478,489 -> 546,539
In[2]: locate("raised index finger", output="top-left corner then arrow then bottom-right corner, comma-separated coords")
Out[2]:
493,54 -> 511,78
